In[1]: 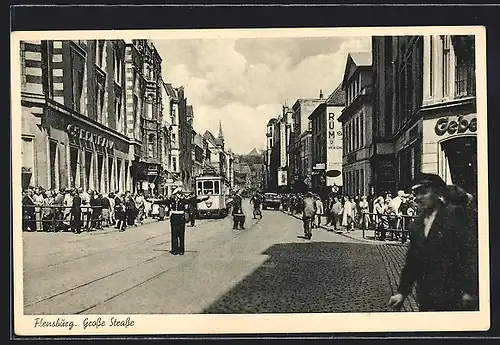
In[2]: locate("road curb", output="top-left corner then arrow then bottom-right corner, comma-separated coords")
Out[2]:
281,211 -> 409,247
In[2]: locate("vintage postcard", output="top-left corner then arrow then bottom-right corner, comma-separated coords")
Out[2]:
11,26 -> 489,336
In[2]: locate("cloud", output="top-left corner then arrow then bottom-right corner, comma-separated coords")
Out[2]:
153,35 -> 371,154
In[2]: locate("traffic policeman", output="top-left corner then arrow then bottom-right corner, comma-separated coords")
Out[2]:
166,187 -> 208,255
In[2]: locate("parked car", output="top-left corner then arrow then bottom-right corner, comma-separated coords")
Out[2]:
262,192 -> 281,210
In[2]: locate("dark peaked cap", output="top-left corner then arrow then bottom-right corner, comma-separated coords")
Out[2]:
411,173 -> 447,192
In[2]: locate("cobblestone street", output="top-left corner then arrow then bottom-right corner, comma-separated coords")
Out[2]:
23,200 -> 417,314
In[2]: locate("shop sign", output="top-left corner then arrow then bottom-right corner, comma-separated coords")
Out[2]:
67,124 -> 115,149
327,112 -> 343,150
278,170 -> 287,186
434,115 -> 477,136
313,163 -> 326,170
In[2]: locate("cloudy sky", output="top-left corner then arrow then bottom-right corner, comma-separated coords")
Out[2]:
153,36 -> 371,155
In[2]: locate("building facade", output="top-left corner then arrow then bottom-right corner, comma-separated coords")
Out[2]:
20,40 -> 135,193
371,36 -> 398,195
371,35 -> 477,196
290,98 -> 324,189
277,105 -> 293,190
309,85 -> 345,196
176,87 -> 195,191
163,83 -> 183,192
265,118 -> 279,191
191,132 -> 207,184
133,40 -> 168,196
339,52 -> 374,197
203,123 -> 228,182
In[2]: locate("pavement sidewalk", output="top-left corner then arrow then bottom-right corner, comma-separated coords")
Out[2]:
282,210 -> 409,247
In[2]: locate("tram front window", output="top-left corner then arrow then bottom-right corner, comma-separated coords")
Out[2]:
203,181 -> 215,195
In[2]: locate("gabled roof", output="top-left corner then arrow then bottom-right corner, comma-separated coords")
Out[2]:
203,130 -> 223,148
163,83 -> 178,99
341,52 -> 372,89
350,52 -> 372,66
248,148 -> 262,156
326,83 -> 346,107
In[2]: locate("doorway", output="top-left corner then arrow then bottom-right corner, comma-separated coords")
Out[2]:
441,136 -> 477,196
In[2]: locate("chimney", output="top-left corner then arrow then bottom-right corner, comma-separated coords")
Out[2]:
319,89 -> 324,99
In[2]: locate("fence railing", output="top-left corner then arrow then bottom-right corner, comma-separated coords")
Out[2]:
360,212 -> 418,243
22,205 -> 108,232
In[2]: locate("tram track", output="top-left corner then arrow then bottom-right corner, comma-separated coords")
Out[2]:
25,211 -> 262,315
24,218 -> 219,273
76,215 -> 263,315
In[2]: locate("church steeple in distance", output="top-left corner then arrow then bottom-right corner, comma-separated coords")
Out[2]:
218,120 -> 224,140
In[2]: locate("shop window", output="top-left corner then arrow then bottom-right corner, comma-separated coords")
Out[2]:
97,154 -> 104,191
124,161 -> 129,190
108,157 -> 114,191
85,151 -> 92,190
70,147 -> 79,188
360,169 -> 365,196
116,159 -> 122,190
22,136 -> 34,174
49,140 -> 58,189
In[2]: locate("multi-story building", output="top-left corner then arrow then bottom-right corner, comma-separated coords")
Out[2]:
191,132 -> 206,185
372,35 -> 477,195
265,117 -> 279,191
290,97 -> 324,189
371,36 -> 397,196
339,52 -> 373,197
175,87 -> 195,191
133,40 -> 167,196
277,105 -> 293,190
163,82 -> 183,192
20,39 -> 135,193
308,84 -> 345,196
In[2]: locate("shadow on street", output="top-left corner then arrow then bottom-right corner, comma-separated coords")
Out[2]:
203,241 -> 396,314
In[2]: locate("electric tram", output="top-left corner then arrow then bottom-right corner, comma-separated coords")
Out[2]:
195,173 -> 231,218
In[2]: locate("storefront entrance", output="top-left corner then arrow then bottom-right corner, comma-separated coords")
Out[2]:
441,136 -> 477,196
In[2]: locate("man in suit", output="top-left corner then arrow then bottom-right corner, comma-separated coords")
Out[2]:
22,189 -> 36,232
71,189 -> 82,234
388,173 -> 479,312
231,190 -> 245,229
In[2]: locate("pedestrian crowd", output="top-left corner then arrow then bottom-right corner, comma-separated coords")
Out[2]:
278,186 -> 475,242
21,186 -> 168,234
